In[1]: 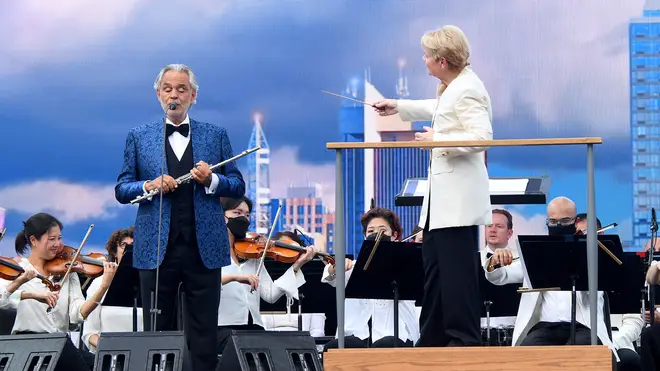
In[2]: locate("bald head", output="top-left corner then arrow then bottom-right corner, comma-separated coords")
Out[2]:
547,197 -> 577,220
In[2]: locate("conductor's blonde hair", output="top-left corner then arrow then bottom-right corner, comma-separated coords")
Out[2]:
421,25 -> 471,70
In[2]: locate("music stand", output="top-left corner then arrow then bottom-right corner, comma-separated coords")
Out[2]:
517,234 -> 624,345
479,273 -> 521,345
345,240 -> 424,347
102,245 -> 142,332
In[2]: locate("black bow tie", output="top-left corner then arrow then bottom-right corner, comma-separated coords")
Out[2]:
166,123 -> 189,137
486,252 -> 493,258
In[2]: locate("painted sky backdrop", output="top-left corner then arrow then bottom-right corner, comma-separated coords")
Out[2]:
0,0 -> 643,255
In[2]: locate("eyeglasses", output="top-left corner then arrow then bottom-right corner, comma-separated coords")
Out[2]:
546,217 -> 575,227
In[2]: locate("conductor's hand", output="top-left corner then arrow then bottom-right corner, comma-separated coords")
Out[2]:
328,258 -> 353,275
373,99 -> 398,116
146,175 -> 177,193
191,161 -> 212,187
235,274 -> 260,290
487,249 -> 514,272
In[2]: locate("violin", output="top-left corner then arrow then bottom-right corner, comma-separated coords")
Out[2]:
233,232 -> 335,265
44,245 -> 107,279
0,256 -> 60,291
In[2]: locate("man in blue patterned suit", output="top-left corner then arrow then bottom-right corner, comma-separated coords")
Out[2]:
115,64 -> 245,371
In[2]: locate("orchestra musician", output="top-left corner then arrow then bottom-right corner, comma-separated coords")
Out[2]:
321,207 -> 420,350
642,259 -> 660,370
484,197 -> 630,365
0,213 -> 117,369
114,64 -> 245,371
373,25 -> 493,347
217,196 -> 316,354
82,227 -> 140,353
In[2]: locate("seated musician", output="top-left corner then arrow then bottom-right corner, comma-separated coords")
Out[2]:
641,258 -> 660,369
321,207 -> 419,350
81,227 -> 139,353
484,197 -> 635,367
217,196 -> 316,354
0,212 -> 117,369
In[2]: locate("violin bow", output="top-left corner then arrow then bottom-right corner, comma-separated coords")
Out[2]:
363,229 -> 384,271
254,204 -> 283,281
58,224 -> 95,285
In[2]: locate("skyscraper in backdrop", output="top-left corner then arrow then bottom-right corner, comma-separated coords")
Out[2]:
630,0 -> 660,250
246,112 -> 271,234
338,60 -> 429,256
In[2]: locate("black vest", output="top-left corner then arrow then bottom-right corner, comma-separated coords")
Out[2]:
165,137 -> 196,245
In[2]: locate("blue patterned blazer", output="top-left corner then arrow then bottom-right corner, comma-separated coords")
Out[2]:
114,119 -> 245,270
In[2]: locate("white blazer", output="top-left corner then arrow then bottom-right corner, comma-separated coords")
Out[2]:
397,66 -> 493,230
482,241 -> 618,361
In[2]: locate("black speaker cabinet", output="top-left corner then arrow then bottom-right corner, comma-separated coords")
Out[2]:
0,333 -> 88,371
219,330 -> 322,371
94,331 -> 185,371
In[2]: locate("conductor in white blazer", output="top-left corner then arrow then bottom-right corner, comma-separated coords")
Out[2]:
374,25 -> 493,347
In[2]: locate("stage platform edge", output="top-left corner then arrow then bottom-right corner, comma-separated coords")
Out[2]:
323,345 -> 613,371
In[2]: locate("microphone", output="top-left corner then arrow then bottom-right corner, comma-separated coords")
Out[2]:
151,102 -> 176,331
293,228 -> 310,247
653,208 -> 657,233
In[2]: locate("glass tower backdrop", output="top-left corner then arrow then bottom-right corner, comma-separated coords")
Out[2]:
246,113 -> 271,234
631,2 -> 660,250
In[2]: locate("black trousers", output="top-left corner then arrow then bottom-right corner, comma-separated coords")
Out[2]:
139,233 -> 222,371
520,322 -> 599,346
641,324 -> 660,371
417,222 -> 481,347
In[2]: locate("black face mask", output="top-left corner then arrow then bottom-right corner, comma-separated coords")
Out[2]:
548,223 -> 576,236
366,232 -> 392,242
227,216 -> 250,239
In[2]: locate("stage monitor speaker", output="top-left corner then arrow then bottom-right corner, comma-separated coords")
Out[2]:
0,332 -> 88,371
94,331 -> 185,371
219,330 -> 322,371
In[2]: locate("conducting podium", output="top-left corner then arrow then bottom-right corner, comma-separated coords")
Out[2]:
517,234 -> 624,344
345,237 -> 424,347
395,176 -> 552,207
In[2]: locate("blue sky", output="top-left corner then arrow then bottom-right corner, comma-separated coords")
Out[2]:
0,0 -> 646,255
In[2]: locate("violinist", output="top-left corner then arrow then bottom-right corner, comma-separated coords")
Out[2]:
217,196 -> 316,354
321,207 -> 420,350
0,213 -> 117,369
82,227 -> 138,353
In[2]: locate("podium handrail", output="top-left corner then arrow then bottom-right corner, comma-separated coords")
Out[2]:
328,136 -> 602,347
326,137 -> 602,150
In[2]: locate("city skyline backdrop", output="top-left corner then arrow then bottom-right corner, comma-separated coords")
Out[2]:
0,0 -> 652,256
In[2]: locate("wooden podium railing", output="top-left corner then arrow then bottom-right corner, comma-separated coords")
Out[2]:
326,137 -> 603,348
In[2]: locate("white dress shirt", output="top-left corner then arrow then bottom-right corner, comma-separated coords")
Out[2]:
218,258 -> 305,328
141,115 -> 219,196
0,259 -> 86,334
81,276 -> 144,353
321,264 -> 420,343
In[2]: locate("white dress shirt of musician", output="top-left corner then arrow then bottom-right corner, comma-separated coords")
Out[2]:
478,209 -> 517,328
484,197 -> 616,356
82,227 -> 142,353
321,208 -> 420,345
0,213 -> 117,335
217,196 -> 315,328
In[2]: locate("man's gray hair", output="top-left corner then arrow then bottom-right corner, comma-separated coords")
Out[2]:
153,64 -> 199,104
